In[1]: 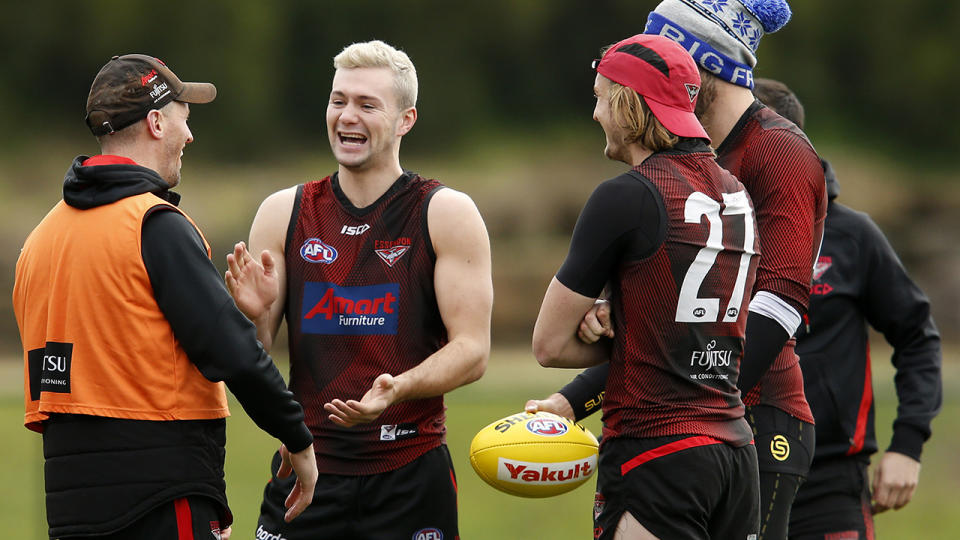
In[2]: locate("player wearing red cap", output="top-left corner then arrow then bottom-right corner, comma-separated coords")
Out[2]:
533,34 -> 760,539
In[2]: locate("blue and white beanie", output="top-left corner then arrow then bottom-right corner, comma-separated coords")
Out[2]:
644,0 -> 791,89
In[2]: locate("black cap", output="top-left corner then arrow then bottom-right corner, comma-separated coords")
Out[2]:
85,54 -> 216,136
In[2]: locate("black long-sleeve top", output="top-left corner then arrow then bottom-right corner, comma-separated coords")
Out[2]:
794,161 -> 941,462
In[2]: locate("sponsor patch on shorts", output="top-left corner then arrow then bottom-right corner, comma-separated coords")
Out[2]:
412,528 -> 443,540
381,423 -> 419,441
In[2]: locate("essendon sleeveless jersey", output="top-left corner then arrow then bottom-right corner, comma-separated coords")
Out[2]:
717,103 -> 827,421
602,152 -> 758,447
14,193 -> 228,431
285,172 -> 447,475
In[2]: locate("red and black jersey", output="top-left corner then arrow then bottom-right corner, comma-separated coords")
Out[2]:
285,172 -> 448,475
558,140 -> 758,446
716,102 -> 827,421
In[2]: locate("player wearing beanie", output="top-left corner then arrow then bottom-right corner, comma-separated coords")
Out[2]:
527,2 -> 827,539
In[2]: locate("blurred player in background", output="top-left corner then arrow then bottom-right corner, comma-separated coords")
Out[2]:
226,40 -> 492,539
528,1 -> 827,538
533,33 -> 760,539
751,77 -> 942,540
13,54 -> 316,540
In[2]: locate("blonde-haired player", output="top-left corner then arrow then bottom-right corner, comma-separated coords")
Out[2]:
226,39 -> 492,539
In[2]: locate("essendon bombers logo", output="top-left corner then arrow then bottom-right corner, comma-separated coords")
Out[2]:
375,237 -> 411,267
812,256 -> 833,280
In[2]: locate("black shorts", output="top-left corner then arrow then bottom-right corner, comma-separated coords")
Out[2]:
257,445 -> 458,540
61,496 -> 226,540
594,435 -> 760,540
789,458 -> 874,540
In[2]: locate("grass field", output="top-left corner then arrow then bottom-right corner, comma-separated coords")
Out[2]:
3,345 -> 958,539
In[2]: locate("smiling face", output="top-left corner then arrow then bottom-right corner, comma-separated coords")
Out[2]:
592,74 -> 629,163
326,67 -> 413,172
158,101 -> 193,187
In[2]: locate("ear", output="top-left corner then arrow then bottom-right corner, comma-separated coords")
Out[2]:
145,109 -> 164,140
396,107 -> 417,137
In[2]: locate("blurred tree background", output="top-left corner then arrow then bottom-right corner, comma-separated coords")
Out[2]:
1,0 -> 958,349
3,1 -> 960,537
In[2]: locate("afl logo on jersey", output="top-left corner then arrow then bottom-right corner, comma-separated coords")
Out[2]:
300,238 -> 338,264
526,418 -> 568,437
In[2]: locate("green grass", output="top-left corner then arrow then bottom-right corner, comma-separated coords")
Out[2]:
3,347 -> 958,539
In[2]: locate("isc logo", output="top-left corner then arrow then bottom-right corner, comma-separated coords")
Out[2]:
526,418 -> 568,437
412,528 -> 443,540
341,224 -> 370,236
300,238 -> 338,264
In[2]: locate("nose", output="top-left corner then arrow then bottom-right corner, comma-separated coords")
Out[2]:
339,102 -> 361,124
185,126 -> 194,144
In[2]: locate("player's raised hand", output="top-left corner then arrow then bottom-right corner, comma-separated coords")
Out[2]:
324,373 -> 398,427
277,442 -> 318,522
225,241 -> 279,321
578,299 -> 614,344
525,392 -> 576,421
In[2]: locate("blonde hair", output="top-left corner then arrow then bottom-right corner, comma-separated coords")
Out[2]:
333,40 -> 418,110
608,81 -> 679,152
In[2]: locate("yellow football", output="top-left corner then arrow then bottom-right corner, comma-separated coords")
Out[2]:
469,411 -> 599,498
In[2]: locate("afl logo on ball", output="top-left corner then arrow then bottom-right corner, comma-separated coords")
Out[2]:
770,434 -> 790,461
526,418 -> 568,437
300,238 -> 338,264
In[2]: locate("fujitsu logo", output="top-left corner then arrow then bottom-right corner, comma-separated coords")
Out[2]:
149,82 -> 169,99
497,457 -> 597,485
690,339 -> 733,369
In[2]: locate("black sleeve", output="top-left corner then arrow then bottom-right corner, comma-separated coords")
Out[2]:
859,216 -> 942,461
737,311 -> 790,394
141,208 -> 313,453
558,363 -> 609,421
556,173 -> 667,297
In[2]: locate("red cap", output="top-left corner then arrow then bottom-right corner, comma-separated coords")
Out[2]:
594,34 -> 708,141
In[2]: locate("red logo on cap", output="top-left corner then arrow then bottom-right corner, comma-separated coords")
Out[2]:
140,69 -> 159,87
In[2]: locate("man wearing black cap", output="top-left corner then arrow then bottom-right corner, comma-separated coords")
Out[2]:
533,34 -> 760,539
528,2 -> 827,538
13,54 -> 317,539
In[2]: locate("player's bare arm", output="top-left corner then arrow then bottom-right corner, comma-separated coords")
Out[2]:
324,188 -> 492,427
225,186 -> 297,351
532,278 -> 611,368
